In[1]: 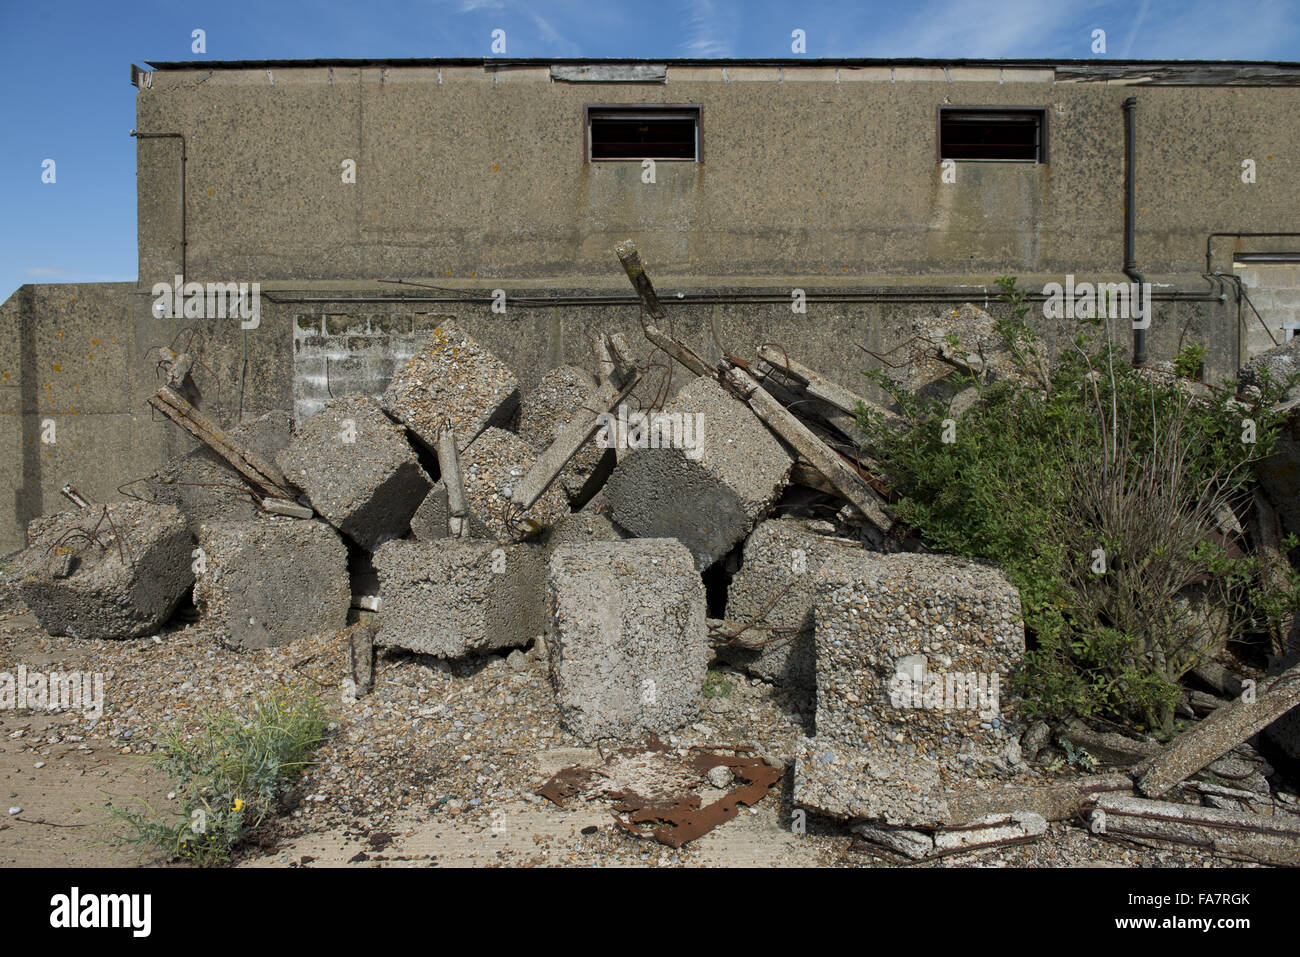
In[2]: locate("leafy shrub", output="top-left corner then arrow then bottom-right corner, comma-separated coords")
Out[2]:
857,279 -> 1300,734
110,684 -> 328,865
1174,342 -> 1207,381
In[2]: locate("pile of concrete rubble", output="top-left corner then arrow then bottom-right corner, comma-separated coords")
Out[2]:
10,242 -> 1300,862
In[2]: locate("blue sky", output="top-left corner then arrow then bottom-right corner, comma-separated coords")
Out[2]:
2,0 -> 1297,302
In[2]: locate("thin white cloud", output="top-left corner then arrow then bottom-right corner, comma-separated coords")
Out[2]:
455,0 -> 580,54
527,9 -> 581,55
839,0 -> 1102,58
680,0 -> 736,58
1120,0 -> 1152,57
24,267 -> 66,277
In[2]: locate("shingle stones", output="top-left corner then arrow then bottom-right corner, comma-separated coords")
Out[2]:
192,519 -> 350,650
546,539 -> 709,743
275,392 -> 431,550
603,375 -> 792,570
381,320 -> 519,454
794,553 -> 1027,827
16,502 -> 194,639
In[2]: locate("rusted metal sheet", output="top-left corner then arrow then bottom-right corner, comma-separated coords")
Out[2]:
611,753 -> 783,848
534,738 -> 783,848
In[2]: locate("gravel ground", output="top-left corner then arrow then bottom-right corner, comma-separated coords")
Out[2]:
0,571 -> 1278,868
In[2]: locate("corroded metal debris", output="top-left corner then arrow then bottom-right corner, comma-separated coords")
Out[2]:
535,735 -> 783,848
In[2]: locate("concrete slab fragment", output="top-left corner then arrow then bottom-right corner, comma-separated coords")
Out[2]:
604,376 -> 792,570
193,518 -> 349,650
547,539 -> 708,743
276,393 -> 431,550
16,502 -> 194,639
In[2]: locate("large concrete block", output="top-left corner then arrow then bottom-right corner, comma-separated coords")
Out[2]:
794,553 -> 1027,827
603,376 -> 792,570
373,539 -> 544,657
718,518 -> 881,695
275,393 -> 431,550
380,319 -> 520,453
192,519 -> 350,650
459,427 -> 570,540
1239,334 -> 1300,396
547,539 -> 709,743
517,365 -> 612,503
16,502 -> 194,639
539,510 -> 622,562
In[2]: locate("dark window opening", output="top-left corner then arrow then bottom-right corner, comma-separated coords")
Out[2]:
587,106 -> 700,161
939,107 -> 1046,163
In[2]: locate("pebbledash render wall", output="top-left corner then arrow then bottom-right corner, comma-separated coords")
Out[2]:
3,57 -> 1299,552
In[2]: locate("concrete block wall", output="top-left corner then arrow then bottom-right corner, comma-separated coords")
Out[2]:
291,311 -> 457,424
1236,263 -> 1300,359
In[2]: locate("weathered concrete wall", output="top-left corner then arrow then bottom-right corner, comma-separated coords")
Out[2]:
134,63 -> 1300,285
0,272 -> 1241,554
6,60 -> 1293,552
1,284 -> 137,552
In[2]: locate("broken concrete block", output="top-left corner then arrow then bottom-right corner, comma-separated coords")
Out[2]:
193,519 -> 349,650
1238,334 -> 1300,398
408,481 -> 491,541
1091,793 -> 1300,865
855,813 -> 1045,860
718,518 -> 882,697
1057,720 -> 1161,768
373,539 -> 544,657
547,539 -> 709,743
604,375 -> 792,570
885,303 -> 1042,407
138,409 -> 295,533
932,810 -> 1046,851
275,393 -> 431,551
380,320 -> 519,453
850,822 -> 935,860
346,618 -> 378,698
1135,657 -> 1300,798
16,502 -> 194,639
517,365 -> 615,505
459,427 -> 570,540
794,553 -> 1026,827
539,510 -> 622,563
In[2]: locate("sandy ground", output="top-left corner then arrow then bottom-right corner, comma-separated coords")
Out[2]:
0,593 -> 1274,870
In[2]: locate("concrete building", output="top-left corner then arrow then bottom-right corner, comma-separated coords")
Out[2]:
3,57 -> 1299,551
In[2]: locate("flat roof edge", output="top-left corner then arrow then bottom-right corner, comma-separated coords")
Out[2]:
141,56 -> 1300,71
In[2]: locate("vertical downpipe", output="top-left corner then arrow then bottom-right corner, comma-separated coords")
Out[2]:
1122,97 -> 1147,365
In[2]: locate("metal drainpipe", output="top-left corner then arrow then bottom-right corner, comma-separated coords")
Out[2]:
130,130 -> 187,283
1122,97 -> 1147,366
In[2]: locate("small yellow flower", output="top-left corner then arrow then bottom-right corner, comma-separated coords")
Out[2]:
233,798 -> 244,812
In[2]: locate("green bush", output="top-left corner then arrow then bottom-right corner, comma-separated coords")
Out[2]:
110,684 -> 328,865
856,279 -> 1300,734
